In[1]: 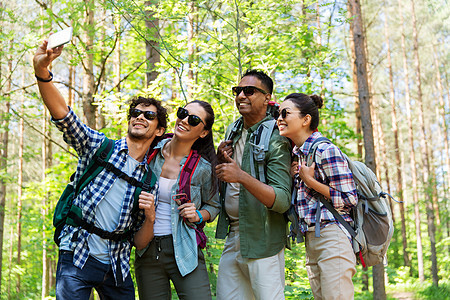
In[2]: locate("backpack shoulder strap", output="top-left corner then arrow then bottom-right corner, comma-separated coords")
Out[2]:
75,137 -> 115,195
318,196 -> 357,238
226,118 -> 243,141
248,119 -> 277,183
306,137 -> 331,167
178,150 -> 201,199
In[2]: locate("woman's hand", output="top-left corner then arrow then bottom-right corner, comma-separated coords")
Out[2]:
298,161 -> 316,187
290,160 -> 299,178
178,202 -> 200,223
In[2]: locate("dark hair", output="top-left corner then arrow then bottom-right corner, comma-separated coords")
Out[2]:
128,96 -> 168,147
186,100 -> 218,195
284,93 -> 324,131
242,69 -> 274,94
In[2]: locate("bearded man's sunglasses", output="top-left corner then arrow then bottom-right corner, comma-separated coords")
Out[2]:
177,107 -> 205,127
232,86 -> 268,97
129,108 -> 157,120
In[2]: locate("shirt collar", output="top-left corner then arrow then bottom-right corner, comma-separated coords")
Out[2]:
153,138 -> 190,165
293,131 -> 323,157
116,137 -> 129,153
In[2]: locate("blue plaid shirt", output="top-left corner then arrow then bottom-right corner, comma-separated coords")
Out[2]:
293,132 -> 357,239
53,108 -> 157,284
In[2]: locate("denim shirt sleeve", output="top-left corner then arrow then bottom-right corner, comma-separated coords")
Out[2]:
265,130 -> 292,214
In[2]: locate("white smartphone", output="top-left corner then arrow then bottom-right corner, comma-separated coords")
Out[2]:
47,27 -> 73,49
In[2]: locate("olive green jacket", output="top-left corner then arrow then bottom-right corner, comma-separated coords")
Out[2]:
215,115 -> 292,259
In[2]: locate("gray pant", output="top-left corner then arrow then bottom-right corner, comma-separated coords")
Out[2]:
135,235 -> 212,300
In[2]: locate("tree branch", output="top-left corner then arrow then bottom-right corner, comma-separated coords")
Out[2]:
10,108 -> 78,159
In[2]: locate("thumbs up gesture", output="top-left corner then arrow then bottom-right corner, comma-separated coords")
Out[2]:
215,151 -> 242,183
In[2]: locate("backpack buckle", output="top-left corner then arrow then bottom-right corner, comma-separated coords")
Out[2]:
249,142 -> 265,162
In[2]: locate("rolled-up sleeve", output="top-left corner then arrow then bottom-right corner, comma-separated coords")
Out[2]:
319,145 -> 358,210
52,107 -> 105,157
266,134 -> 292,214
199,161 -> 221,221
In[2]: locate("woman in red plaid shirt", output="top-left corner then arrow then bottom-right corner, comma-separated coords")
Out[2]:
277,93 -> 358,300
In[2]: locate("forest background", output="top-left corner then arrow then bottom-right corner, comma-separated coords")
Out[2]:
0,0 -> 449,299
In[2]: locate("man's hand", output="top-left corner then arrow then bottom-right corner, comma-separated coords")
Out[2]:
217,140 -> 233,164
33,40 -> 63,78
216,151 -> 243,183
139,191 -> 156,223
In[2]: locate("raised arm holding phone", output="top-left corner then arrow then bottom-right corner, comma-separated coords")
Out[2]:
33,37 -> 167,300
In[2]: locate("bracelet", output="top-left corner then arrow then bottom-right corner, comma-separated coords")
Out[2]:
194,210 -> 203,224
35,70 -> 53,82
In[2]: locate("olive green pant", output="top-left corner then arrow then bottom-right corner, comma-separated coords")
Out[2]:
134,235 -> 211,300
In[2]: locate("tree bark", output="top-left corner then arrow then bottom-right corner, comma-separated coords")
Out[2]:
384,6 -> 408,264
348,26 -> 363,160
16,69 -> 25,295
187,0 -> 195,100
0,1 -> 5,289
347,0 -> 385,298
410,0 -> 439,286
433,44 -> 447,227
398,0 -> 424,280
82,0 -> 96,128
145,0 -> 160,86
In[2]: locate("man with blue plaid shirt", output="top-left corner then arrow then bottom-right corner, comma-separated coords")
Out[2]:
33,40 -> 167,299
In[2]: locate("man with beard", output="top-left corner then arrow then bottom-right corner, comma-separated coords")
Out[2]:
33,40 -> 167,299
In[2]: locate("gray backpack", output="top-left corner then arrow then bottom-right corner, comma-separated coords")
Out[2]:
307,137 -> 394,267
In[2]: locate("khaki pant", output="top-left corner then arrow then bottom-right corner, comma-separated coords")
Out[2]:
305,224 -> 356,300
216,230 -> 285,300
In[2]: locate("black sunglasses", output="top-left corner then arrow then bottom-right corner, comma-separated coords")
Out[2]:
177,107 -> 205,127
232,86 -> 268,97
279,108 -> 302,119
129,108 -> 157,120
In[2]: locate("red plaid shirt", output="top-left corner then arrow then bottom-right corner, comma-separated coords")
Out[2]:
293,132 -> 357,238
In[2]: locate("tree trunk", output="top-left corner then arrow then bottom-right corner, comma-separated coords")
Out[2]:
82,0 -> 96,129
187,0 -> 195,100
16,71 -> 25,295
113,14 -> 121,94
145,0 -> 160,86
347,0 -> 385,298
0,9 -> 9,287
433,45 -> 447,227
398,0 -> 424,280
348,2 -> 363,160
384,7 -> 408,263
68,20 -> 75,108
410,0 -> 439,286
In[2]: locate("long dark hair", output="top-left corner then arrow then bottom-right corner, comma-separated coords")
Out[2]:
284,93 -> 323,131
187,100 -> 218,195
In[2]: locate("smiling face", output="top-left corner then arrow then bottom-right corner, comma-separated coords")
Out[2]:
276,99 -> 311,142
174,102 -> 209,141
235,75 -> 271,128
127,104 -> 163,141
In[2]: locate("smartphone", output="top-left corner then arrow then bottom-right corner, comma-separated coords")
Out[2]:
47,27 -> 73,49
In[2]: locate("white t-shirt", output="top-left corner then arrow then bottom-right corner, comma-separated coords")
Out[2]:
154,177 -> 177,236
224,128 -> 248,231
